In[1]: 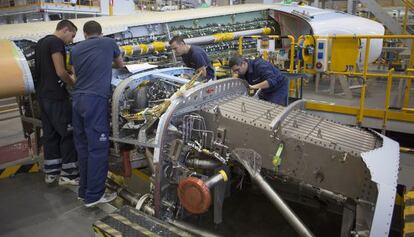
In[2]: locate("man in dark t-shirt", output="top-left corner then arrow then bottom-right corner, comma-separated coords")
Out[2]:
169,36 -> 214,81
71,21 -> 124,207
34,20 -> 79,185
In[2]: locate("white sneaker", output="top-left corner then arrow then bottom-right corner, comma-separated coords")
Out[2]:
58,177 -> 80,186
45,174 -> 58,184
84,192 -> 117,207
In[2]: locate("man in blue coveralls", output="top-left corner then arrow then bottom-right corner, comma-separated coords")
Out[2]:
229,56 -> 288,106
169,36 -> 214,81
71,21 -> 124,207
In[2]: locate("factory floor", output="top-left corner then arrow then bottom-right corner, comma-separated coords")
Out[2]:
0,173 -> 109,237
0,77 -> 413,236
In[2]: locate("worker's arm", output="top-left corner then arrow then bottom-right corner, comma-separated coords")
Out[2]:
112,40 -> 124,69
250,80 -> 270,90
251,60 -> 284,90
113,55 -> 124,68
51,52 -> 75,86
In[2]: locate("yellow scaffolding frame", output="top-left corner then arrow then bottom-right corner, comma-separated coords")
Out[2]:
402,0 -> 414,34
306,34 -> 414,128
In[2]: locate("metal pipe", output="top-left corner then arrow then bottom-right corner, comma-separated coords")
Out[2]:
185,159 -> 221,170
316,35 -> 414,39
106,178 -> 140,206
167,219 -> 221,237
383,69 -> 394,133
253,174 -> 314,237
401,147 -> 414,153
404,41 -> 414,108
232,149 -> 313,237
402,108 -> 414,113
288,35 -> 296,73
184,27 -> 272,45
105,178 -> 155,215
121,27 -> 272,57
238,36 -> 244,55
326,71 -> 414,79
205,170 -> 227,188
347,0 -> 353,14
145,148 -> 155,174
403,7 -> 408,34
357,38 -> 371,124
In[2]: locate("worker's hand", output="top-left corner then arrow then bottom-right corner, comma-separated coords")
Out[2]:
249,84 -> 259,90
70,74 -> 76,84
248,84 -> 257,96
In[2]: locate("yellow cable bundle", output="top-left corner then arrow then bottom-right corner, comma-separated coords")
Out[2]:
121,45 -> 134,57
262,27 -> 272,35
139,44 -> 149,54
213,32 -> 235,43
152,41 -> 166,52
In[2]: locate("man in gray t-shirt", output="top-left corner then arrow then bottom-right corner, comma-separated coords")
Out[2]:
71,20 -> 124,207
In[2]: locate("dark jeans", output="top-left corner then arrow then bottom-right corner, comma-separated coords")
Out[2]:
38,97 -> 78,178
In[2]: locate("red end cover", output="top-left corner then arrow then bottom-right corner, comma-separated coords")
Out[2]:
177,177 -> 211,214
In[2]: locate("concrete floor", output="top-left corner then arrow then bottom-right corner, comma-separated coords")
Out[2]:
0,173 -> 108,237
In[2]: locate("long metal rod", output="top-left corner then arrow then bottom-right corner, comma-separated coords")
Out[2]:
358,38 -> 371,125
121,27 -> 271,57
167,219 -> 221,237
326,71 -> 414,79
383,69 -> 394,133
252,174 -> 314,237
184,27 -> 271,45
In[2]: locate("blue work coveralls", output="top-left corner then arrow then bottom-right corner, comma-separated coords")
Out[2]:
70,36 -> 121,204
182,45 -> 215,81
243,58 -> 288,106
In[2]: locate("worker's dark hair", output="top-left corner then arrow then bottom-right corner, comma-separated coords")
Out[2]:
83,20 -> 102,36
229,56 -> 246,68
56,20 -> 77,32
169,36 -> 186,45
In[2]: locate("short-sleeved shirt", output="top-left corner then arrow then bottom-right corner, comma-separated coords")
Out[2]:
35,34 -> 68,100
243,58 -> 288,106
181,45 -> 214,80
71,36 -> 121,98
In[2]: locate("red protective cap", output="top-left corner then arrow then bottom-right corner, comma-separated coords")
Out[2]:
177,177 -> 211,214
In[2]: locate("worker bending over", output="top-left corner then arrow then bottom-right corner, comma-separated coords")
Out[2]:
229,56 -> 288,106
34,20 -> 79,185
169,36 -> 215,81
71,21 -> 124,207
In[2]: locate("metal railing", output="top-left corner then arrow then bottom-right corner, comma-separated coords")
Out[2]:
306,35 -> 414,129
402,0 -> 414,34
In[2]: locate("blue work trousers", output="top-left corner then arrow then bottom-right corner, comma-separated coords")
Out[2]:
72,94 -> 109,203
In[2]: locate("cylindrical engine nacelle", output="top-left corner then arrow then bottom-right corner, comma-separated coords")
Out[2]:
0,40 -> 34,99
